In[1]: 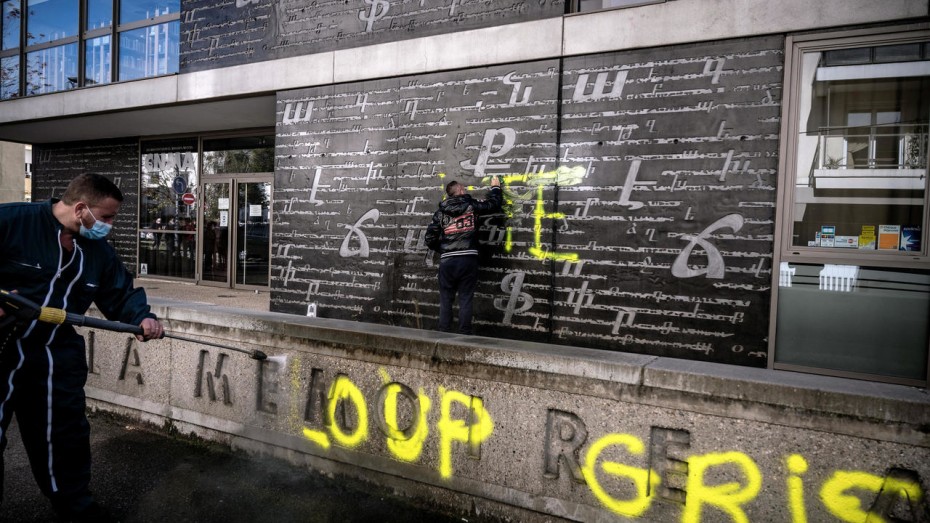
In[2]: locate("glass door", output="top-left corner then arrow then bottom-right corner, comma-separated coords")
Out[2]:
200,182 -> 231,285
198,178 -> 271,288
199,133 -> 274,289
235,180 -> 272,288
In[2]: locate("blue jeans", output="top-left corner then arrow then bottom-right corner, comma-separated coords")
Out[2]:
438,255 -> 478,334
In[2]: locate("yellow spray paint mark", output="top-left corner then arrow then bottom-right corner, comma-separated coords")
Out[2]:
302,427 -> 331,449
528,184 -> 578,262
437,388 -> 494,479
436,166 -> 587,261
383,383 -> 432,462
581,433 -> 658,517
378,368 -> 392,384
820,470 -> 923,523
326,375 -> 369,448
786,454 -> 808,523
682,451 -> 762,523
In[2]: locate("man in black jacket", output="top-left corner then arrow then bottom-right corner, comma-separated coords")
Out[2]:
425,176 -> 502,334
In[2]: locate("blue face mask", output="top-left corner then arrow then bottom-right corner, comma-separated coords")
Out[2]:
79,206 -> 112,240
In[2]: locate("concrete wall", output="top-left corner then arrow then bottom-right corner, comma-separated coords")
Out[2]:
84,301 -> 930,522
0,141 -> 24,203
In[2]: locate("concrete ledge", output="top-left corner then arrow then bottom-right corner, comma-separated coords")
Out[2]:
148,299 -> 930,445
84,300 -> 930,522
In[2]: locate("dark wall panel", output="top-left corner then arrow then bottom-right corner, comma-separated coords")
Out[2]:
272,35 -> 783,366
32,140 -> 140,274
273,60 -> 561,343
554,36 -> 784,364
180,0 -> 565,72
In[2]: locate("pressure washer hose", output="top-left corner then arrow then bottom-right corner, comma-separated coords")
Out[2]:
0,289 -> 267,360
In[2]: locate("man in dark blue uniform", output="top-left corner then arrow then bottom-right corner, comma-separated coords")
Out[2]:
0,173 -> 164,521
425,176 -> 502,335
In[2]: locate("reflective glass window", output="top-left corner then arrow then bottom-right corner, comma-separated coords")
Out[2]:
86,0 -> 112,30
0,55 -> 18,98
2,0 -> 20,50
791,42 -> 929,252
26,0 -> 77,45
775,263 -> 929,382
84,34 -> 109,85
119,0 -> 177,24
25,42 -> 77,94
117,20 -> 177,81
202,136 -> 275,175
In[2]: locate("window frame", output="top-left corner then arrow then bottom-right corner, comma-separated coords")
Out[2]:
0,0 -> 178,98
774,26 -> 930,271
769,24 -> 930,385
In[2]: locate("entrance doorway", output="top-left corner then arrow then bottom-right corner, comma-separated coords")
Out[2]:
200,177 -> 272,289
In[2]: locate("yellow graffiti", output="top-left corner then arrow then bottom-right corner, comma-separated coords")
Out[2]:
528,183 -> 577,262
682,451 -> 762,523
820,470 -> 923,523
581,433 -> 658,517
437,388 -> 494,479
326,375 -> 369,448
383,382 -> 432,462
301,427 -> 331,449
786,454 -> 808,523
436,165 -> 586,260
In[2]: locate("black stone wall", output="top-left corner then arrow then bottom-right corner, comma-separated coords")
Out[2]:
32,140 -> 141,274
180,0 -> 565,73
272,35 -> 784,367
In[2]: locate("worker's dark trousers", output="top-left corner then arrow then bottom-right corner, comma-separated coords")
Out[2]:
0,333 -> 93,517
438,255 -> 479,335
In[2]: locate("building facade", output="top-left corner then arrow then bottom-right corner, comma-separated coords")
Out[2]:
0,0 -> 927,385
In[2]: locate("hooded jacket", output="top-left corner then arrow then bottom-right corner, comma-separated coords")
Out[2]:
425,186 -> 503,259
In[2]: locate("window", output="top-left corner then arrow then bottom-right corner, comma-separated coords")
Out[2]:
25,42 -> 77,94
119,0 -> 176,24
0,55 -> 16,98
84,34 -> 110,85
774,28 -> 930,386
27,0 -> 78,45
0,0 -> 178,98
117,20 -> 177,81
202,135 -> 275,175
85,0 -> 111,30
1,0 -> 19,50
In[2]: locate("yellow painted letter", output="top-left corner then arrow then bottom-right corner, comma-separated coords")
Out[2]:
581,433 -> 658,517
786,454 -> 808,523
437,389 -> 494,479
327,375 -> 369,448
683,451 -> 761,523
820,470 -> 924,523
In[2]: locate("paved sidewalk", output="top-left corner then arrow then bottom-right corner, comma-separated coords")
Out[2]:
2,411 -> 467,523
137,278 -> 270,312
